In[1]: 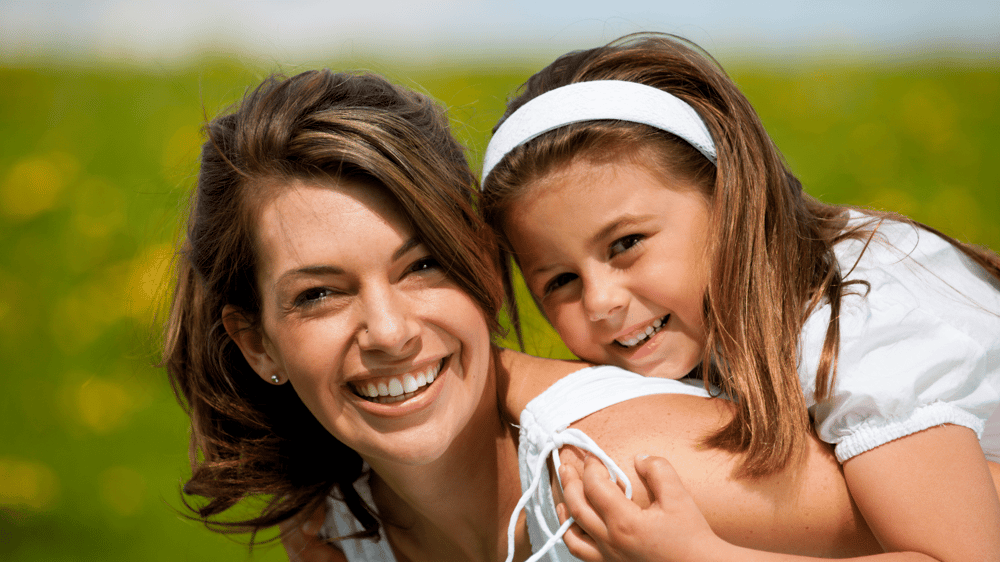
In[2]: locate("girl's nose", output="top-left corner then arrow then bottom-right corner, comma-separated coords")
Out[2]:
582,274 -> 627,323
357,286 -> 420,356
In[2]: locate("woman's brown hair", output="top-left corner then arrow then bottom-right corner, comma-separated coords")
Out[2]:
480,33 -> 1000,478
162,69 -> 503,539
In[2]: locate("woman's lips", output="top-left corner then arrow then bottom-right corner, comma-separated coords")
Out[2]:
350,358 -> 445,404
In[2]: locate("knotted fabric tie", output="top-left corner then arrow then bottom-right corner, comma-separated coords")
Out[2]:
504,426 -> 633,562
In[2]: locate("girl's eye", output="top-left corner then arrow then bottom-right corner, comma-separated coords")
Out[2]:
609,234 -> 644,258
294,287 -> 334,308
543,272 -> 578,296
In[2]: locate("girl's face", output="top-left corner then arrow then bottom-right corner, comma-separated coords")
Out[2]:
246,178 -> 492,467
505,157 -> 711,380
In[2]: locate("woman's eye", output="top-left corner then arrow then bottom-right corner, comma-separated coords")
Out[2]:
409,256 -> 441,274
543,272 -> 578,296
294,287 -> 334,308
609,234 -> 644,258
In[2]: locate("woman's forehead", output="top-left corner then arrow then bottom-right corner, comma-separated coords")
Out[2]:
255,178 -> 415,274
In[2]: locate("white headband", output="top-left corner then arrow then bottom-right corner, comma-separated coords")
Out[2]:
481,80 -> 717,184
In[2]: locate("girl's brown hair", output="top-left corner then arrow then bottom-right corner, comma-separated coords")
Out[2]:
163,69 -> 503,538
480,33 -> 1000,478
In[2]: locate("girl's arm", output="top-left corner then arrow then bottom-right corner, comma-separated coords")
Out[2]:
554,397 -> 1000,560
554,392 -> 883,558
558,454 -> 939,562
842,424 -> 1000,560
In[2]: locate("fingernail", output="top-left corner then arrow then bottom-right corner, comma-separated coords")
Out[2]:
301,520 -> 316,534
637,454 -> 649,461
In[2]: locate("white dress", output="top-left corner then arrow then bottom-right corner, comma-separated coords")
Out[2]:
798,212 -> 1000,462
320,365 -> 714,562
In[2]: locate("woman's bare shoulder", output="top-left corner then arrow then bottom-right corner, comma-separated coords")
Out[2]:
570,393 -> 734,463
563,393 -> 879,556
498,349 -> 590,419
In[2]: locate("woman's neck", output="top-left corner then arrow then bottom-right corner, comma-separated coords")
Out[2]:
365,365 -> 528,562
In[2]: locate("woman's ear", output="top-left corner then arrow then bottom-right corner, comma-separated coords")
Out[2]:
222,304 -> 283,384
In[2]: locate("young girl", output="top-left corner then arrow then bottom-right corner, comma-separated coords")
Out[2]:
480,33 -> 1000,560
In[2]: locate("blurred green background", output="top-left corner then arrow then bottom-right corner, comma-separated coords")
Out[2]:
1,50 -> 998,561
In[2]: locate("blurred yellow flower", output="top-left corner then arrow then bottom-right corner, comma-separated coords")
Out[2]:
1,153 -> 78,220
0,457 -> 60,510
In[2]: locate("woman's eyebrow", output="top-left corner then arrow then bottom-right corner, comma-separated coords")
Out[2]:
273,237 -> 423,290
392,237 -> 422,261
273,265 -> 345,292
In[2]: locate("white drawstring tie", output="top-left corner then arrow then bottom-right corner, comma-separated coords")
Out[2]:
504,420 -> 633,562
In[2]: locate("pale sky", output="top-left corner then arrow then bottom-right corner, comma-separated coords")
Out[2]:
2,0 -> 998,63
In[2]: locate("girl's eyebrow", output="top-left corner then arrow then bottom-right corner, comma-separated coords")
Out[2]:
591,214 -> 654,245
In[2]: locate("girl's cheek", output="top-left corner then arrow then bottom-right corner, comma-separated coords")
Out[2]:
546,307 -> 577,344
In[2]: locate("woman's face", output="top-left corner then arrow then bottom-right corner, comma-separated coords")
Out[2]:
246,177 -> 493,467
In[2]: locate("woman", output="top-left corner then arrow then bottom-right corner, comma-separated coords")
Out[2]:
165,68 -> 886,562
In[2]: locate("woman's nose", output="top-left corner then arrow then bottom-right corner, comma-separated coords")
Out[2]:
357,286 -> 420,355
582,273 -> 627,323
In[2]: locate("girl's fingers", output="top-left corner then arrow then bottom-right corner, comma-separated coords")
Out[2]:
579,454 -> 637,518
556,501 -> 567,524
562,519 -> 606,562
559,463 -> 610,541
634,454 -> 684,504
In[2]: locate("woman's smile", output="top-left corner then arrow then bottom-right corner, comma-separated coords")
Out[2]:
342,356 -> 455,419
349,356 -> 446,403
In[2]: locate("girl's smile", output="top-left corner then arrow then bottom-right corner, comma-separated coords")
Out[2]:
505,156 -> 711,380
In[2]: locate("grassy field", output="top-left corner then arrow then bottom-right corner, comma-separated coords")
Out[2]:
1,52 -> 997,561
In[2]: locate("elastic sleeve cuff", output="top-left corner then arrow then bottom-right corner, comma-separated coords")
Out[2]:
833,401 -> 986,463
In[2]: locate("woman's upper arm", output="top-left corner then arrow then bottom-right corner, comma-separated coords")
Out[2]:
565,393 -> 881,557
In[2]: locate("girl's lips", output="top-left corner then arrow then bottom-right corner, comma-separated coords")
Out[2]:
614,315 -> 669,349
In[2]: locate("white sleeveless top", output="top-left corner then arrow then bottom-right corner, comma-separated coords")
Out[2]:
319,365 -> 714,562
504,366 -> 715,562
320,473 -> 396,562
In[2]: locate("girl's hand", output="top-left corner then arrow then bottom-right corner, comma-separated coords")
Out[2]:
280,502 -> 348,562
557,454 -> 724,562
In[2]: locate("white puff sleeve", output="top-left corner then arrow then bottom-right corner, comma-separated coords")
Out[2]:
798,212 -> 1000,463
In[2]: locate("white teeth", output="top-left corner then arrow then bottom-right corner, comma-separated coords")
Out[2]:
353,359 -> 445,403
388,379 -> 404,396
616,316 -> 668,349
402,374 -> 418,393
